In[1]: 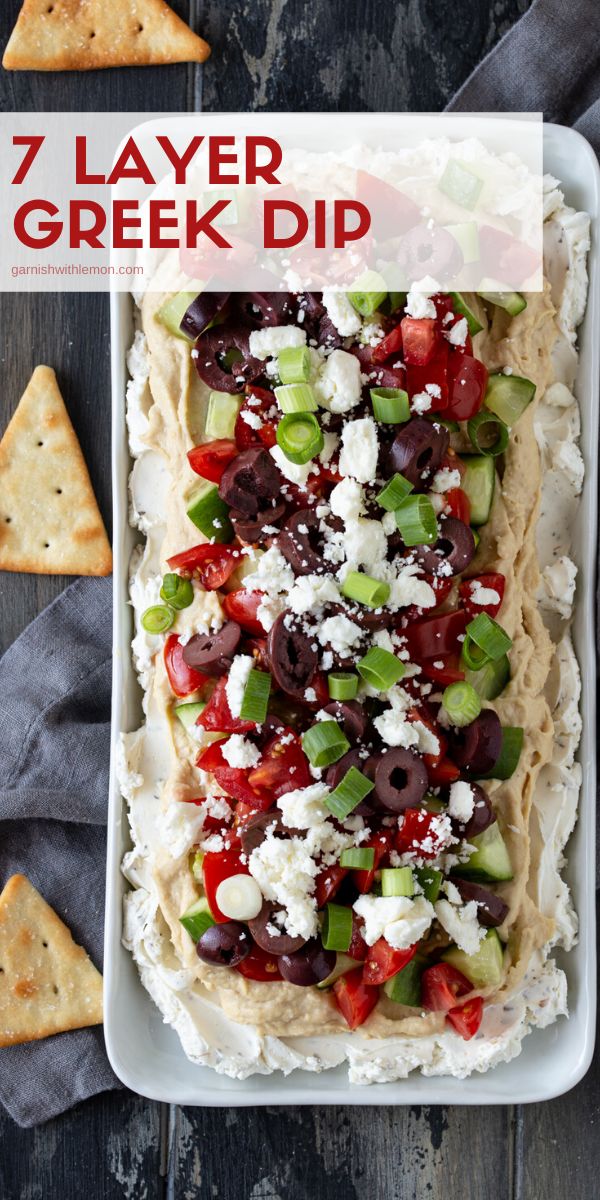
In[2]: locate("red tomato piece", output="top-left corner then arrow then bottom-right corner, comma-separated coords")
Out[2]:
405,340 -> 449,410
196,739 -> 273,810
395,808 -> 451,859
426,757 -> 461,786
407,707 -> 446,771
356,171 -> 420,237
248,729 -> 312,798
352,829 -> 394,894
362,939 -> 417,986
401,317 -> 437,366
447,995 -> 484,1040
235,943 -> 283,982
235,385 -> 278,451
419,654 -> 465,687
421,963 -> 472,1013
333,968 -> 380,1030
164,634 -> 208,698
187,439 -> 238,483
429,573 -> 455,608
222,589 -> 266,635
348,915 -> 369,962
459,573 -> 505,620
197,677 -> 256,734
203,848 -> 250,922
372,323 -> 402,364
445,487 -> 471,525
446,353 -> 489,421
405,610 -> 468,661
351,343 -> 406,391
315,865 -> 348,909
167,544 -> 241,591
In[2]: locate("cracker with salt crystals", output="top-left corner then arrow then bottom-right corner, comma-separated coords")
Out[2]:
0,874 -> 103,1047
0,365 -> 112,575
3,0 -> 210,71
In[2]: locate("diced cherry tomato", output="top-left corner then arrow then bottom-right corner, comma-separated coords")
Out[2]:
196,739 -> 273,810
405,610 -> 468,661
405,338 -> 450,410
446,353 -> 489,421
395,808 -> 451,859
407,707 -> 446,771
248,729 -> 311,798
443,447 -> 467,479
352,829 -> 394,894
400,317 -> 437,366
356,171 -> 420,237
164,634 -> 208,698
203,848 -> 250,922
372,323 -> 402,364
459,573 -> 505,620
426,757 -> 461,786
445,487 -> 471,525
197,677 -> 256,734
235,943 -> 283,982
419,654 -> 465,687
421,963 -> 472,1012
446,995 -> 484,1040
282,472 -> 324,511
479,225 -> 539,287
348,915 -> 369,962
315,864 -> 348,909
333,967 -> 380,1030
187,439 -> 238,483
429,573 -> 455,608
351,343 -> 406,391
167,544 -> 241,591
363,939 -> 417,986
222,589 -> 266,635
431,293 -> 455,322
235,385 -> 278,451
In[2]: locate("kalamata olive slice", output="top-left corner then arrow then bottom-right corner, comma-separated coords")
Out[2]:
278,939 -> 336,986
370,747 -> 428,813
325,748 -> 364,790
196,921 -> 250,966
237,291 -> 295,327
239,811 -> 285,855
230,500 -> 286,543
341,605 -> 395,632
182,621 -> 241,677
248,900 -> 306,956
323,700 -> 368,741
297,291 -> 325,337
318,314 -> 344,349
180,292 -> 230,340
414,516 -> 475,577
219,447 -> 283,517
276,509 -> 330,576
267,612 -> 318,697
450,710 -> 503,777
399,223 -> 463,282
452,879 -> 509,927
193,324 -> 263,393
453,783 -> 495,840
388,418 -> 449,487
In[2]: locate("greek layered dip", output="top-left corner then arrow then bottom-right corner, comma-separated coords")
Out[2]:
120,177 -> 588,1082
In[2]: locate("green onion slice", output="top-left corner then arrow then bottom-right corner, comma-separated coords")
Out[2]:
357,646 -> 405,691
321,903 -> 353,952
466,612 -> 512,661
141,605 -> 174,635
467,410 -> 510,457
277,345 -> 312,384
160,573 -> 194,610
377,473 -> 413,511
274,382 -> 317,414
325,767 -> 374,821
395,494 -> 438,547
414,866 -> 443,904
328,672 -> 359,701
276,412 -> 324,464
381,867 -> 415,898
239,669 -> 271,723
460,636 -> 491,672
348,271 -> 388,316
302,720 -> 350,768
339,846 -> 376,870
478,726 -> 524,781
371,387 -> 410,424
442,681 -> 482,727
340,571 -> 390,609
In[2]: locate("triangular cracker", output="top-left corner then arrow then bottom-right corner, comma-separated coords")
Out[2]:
0,874 -> 103,1047
0,365 -> 112,575
3,0 -> 210,71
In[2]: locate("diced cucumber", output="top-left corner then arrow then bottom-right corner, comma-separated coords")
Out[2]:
449,293 -> 484,336
158,291 -> 198,340
439,160 -> 483,210
383,956 -> 423,1006
455,823 -> 513,883
206,391 -> 242,440
484,373 -> 535,428
442,929 -> 504,989
479,291 -> 527,317
179,896 -> 215,942
444,222 -> 479,264
461,455 -> 496,526
174,701 -> 205,731
415,866 -> 443,904
478,727 -> 523,781
316,952 -> 357,989
186,482 -> 233,542
464,655 -> 510,701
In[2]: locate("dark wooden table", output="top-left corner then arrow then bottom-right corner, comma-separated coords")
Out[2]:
1,2 -> 598,1196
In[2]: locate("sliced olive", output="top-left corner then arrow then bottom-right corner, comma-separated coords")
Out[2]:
414,516 -> 475,576
388,417 -> 449,487
182,621 -> 241,676
369,747 -> 428,813
248,900 -> 306,956
267,612 -> 318,697
219,447 -> 283,517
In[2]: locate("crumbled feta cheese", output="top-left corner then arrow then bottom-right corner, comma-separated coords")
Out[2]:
315,349 -> 362,413
412,719 -> 441,757
248,836 -> 319,940
329,477 -> 365,521
434,898 -> 486,956
448,780 -> 476,823
270,444 -> 315,486
467,580 -> 501,607
322,289 -> 362,336
387,564 -> 436,611
242,545 -> 295,597
411,390 -> 433,415
353,894 -> 435,949
445,317 -> 468,347
343,518 -> 387,567
225,655 -> 254,718
221,735 -> 261,770
339,417 -> 379,483
382,510 -> 397,535
319,430 -> 340,466
249,325 -> 306,359
288,574 -> 342,615
405,288 -> 437,319
431,467 -> 462,493
240,409 -> 263,430
318,614 -> 363,656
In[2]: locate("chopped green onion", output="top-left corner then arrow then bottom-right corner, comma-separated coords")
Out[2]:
377,473 -> 413,511
478,727 -> 524,780
395,495 -> 438,546
141,605 -> 174,635
274,382 -> 317,413
179,896 -> 215,942
442,681 -> 482,727
466,612 -> 512,661
357,646 -> 405,691
328,672 -> 359,701
467,410 -> 510,457
276,412 -> 324,464
371,387 -> 410,424
460,636 -> 491,672
186,483 -> 233,542
387,291 -> 407,314
348,270 -> 388,316
381,867 -> 414,898
340,846 -> 376,870
321,903 -> 353,952
415,866 -> 443,904
302,720 -> 350,768
205,391 -> 242,439
160,573 -> 194,610
277,345 -> 312,384
325,767 -> 374,821
239,669 -> 271,723
340,571 -> 390,609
